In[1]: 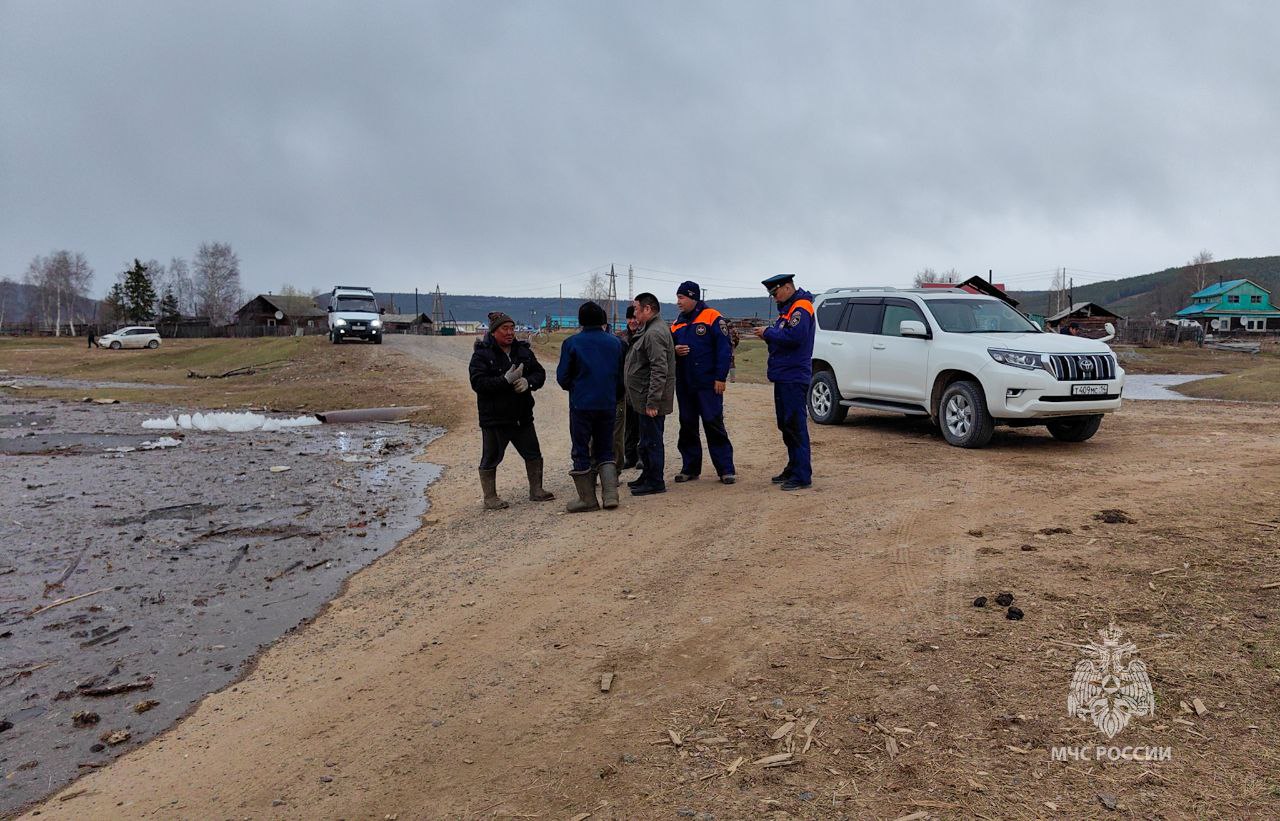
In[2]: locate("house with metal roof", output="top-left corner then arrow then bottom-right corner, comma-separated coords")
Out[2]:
234,294 -> 328,335
1174,279 -> 1280,333
1045,302 -> 1123,337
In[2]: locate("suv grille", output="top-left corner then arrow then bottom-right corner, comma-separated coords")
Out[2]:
1048,353 -> 1115,381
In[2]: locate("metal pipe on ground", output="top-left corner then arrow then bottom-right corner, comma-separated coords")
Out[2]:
315,406 -> 428,424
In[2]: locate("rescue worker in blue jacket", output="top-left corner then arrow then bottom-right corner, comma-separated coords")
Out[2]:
752,273 -> 815,490
671,281 -> 736,484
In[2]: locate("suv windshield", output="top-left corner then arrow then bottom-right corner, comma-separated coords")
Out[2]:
335,296 -> 376,312
926,299 -> 1040,334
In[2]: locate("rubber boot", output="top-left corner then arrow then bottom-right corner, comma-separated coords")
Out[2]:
566,469 -> 600,513
525,458 -> 555,502
479,468 -> 509,511
598,462 -> 619,509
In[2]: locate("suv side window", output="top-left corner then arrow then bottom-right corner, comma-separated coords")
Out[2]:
878,299 -> 927,337
815,298 -> 847,330
840,299 -> 882,334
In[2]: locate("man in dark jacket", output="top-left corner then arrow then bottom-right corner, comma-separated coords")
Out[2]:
557,301 -> 624,513
469,311 -> 555,510
624,292 -> 676,496
753,274 -> 816,490
613,306 -> 641,470
671,280 -> 735,484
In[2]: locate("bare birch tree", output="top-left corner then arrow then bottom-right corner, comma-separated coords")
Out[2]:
24,251 -> 94,335
912,267 -> 960,288
193,242 -> 243,325
580,272 -> 610,303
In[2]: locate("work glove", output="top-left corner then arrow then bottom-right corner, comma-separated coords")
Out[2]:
503,363 -> 524,385
513,377 -> 530,393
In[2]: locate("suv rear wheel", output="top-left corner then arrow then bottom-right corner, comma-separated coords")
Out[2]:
808,371 -> 848,425
939,380 -> 994,448
1046,415 -> 1103,442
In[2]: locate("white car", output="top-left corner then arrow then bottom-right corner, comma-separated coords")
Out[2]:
809,288 -> 1124,447
98,326 -> 161,350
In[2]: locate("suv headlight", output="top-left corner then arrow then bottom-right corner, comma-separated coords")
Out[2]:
333,318 -> 347,326
988,348 -> 1048,372
371,318 -> 382,328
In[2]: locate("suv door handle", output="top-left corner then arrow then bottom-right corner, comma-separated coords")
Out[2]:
872,342 -> 886,350
830,341 -> 843,346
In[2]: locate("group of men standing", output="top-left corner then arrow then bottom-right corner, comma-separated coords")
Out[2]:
467,273 -> 816,512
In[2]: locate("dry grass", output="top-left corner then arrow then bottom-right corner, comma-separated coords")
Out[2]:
0,336 -> 455,424
1176,363 -> 1280,402
1113,343 -> 1277,375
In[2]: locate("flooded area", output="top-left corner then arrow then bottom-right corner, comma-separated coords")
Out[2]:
0,397 -> 440,814
1122,373 -> 1218,400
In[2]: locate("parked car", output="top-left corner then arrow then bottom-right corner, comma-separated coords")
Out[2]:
98,326 -> 161,350
809,288 -> 1125,447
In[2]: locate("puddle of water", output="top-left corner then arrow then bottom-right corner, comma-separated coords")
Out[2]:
1122,373 -> 1219,401
0,398 -> 441,814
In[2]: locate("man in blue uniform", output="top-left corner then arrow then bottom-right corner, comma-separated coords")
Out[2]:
670,281 -> 736,484
752,274 -> 815,490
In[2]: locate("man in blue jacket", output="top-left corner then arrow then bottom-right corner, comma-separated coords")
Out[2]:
752,274 -> 815,490
671,281 -> 736,484
557,301 -> 624,512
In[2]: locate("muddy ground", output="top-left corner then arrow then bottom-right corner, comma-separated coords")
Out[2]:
0,398 -> 438,815
13,335 -> 1280,819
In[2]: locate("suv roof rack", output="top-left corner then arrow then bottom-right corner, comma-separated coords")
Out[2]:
822,286 -> 970,294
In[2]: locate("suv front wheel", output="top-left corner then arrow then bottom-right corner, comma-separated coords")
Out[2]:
1046,415 -> 1102,442
808,371 -> 848,425
939,380 -> 994,448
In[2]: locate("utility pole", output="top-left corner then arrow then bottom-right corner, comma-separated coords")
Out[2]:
414,287 -> 418,316
607,264 -> 618,329
628,265 -> 634,302
558,283 -> 562,330
431,284 -> 445,333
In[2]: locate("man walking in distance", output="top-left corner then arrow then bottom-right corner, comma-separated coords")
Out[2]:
557,301 -> 624,512
671,281 -> 736,484
469,311 -> 555,510
752,274 -> 816,490
613,305 -> 642,471
624,292 -> 675,496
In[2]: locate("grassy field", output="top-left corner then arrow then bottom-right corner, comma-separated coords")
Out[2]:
1176,361 -> 1280,401
0,336 -> 450,422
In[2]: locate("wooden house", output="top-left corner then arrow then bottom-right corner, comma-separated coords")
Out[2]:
1175,279 -> 1280,333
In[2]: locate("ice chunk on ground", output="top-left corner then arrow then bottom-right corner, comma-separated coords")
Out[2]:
140,437 -> 183,450
141,412 -> 320,433
141,416 -> 178,430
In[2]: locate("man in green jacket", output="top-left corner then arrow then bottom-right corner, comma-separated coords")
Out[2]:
623,292 -> 676,496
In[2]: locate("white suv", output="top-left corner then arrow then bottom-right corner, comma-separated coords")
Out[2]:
808,288 -> 1124,447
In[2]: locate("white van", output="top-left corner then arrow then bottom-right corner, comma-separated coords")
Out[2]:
327,286 -> 384,344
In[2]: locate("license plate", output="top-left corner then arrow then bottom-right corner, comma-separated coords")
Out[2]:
1071,384 -> 1108,396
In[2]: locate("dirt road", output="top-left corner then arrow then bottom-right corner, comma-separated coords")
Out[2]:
27,335 -> 1280,819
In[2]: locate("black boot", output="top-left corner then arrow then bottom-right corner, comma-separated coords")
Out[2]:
526,458 -> 555,501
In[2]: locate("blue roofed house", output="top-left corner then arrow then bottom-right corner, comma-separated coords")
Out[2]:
1175,279 -> 1280,333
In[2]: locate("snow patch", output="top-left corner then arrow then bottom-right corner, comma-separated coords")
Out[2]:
141,412 -> 320,433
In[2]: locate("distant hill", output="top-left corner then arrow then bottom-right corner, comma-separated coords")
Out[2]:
1008,255 -> 1280,319
317,292 -> 780,324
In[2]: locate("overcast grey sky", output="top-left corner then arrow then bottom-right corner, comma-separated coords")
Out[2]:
2,1 -> 1277,299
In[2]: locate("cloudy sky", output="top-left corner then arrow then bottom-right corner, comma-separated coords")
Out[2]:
2,1 -> 1277,300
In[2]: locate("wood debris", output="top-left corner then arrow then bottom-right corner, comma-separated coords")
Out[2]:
769,721 -> 796,740
599,672 -> 614,693
1191,698 -> 1208,716
28,588 -> 110,618
751,752 -> 793,766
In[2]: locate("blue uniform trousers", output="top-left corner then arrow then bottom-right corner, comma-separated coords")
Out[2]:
675,383 -> 735,477
569,408 -> 616,472
773,382 -> 811,484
